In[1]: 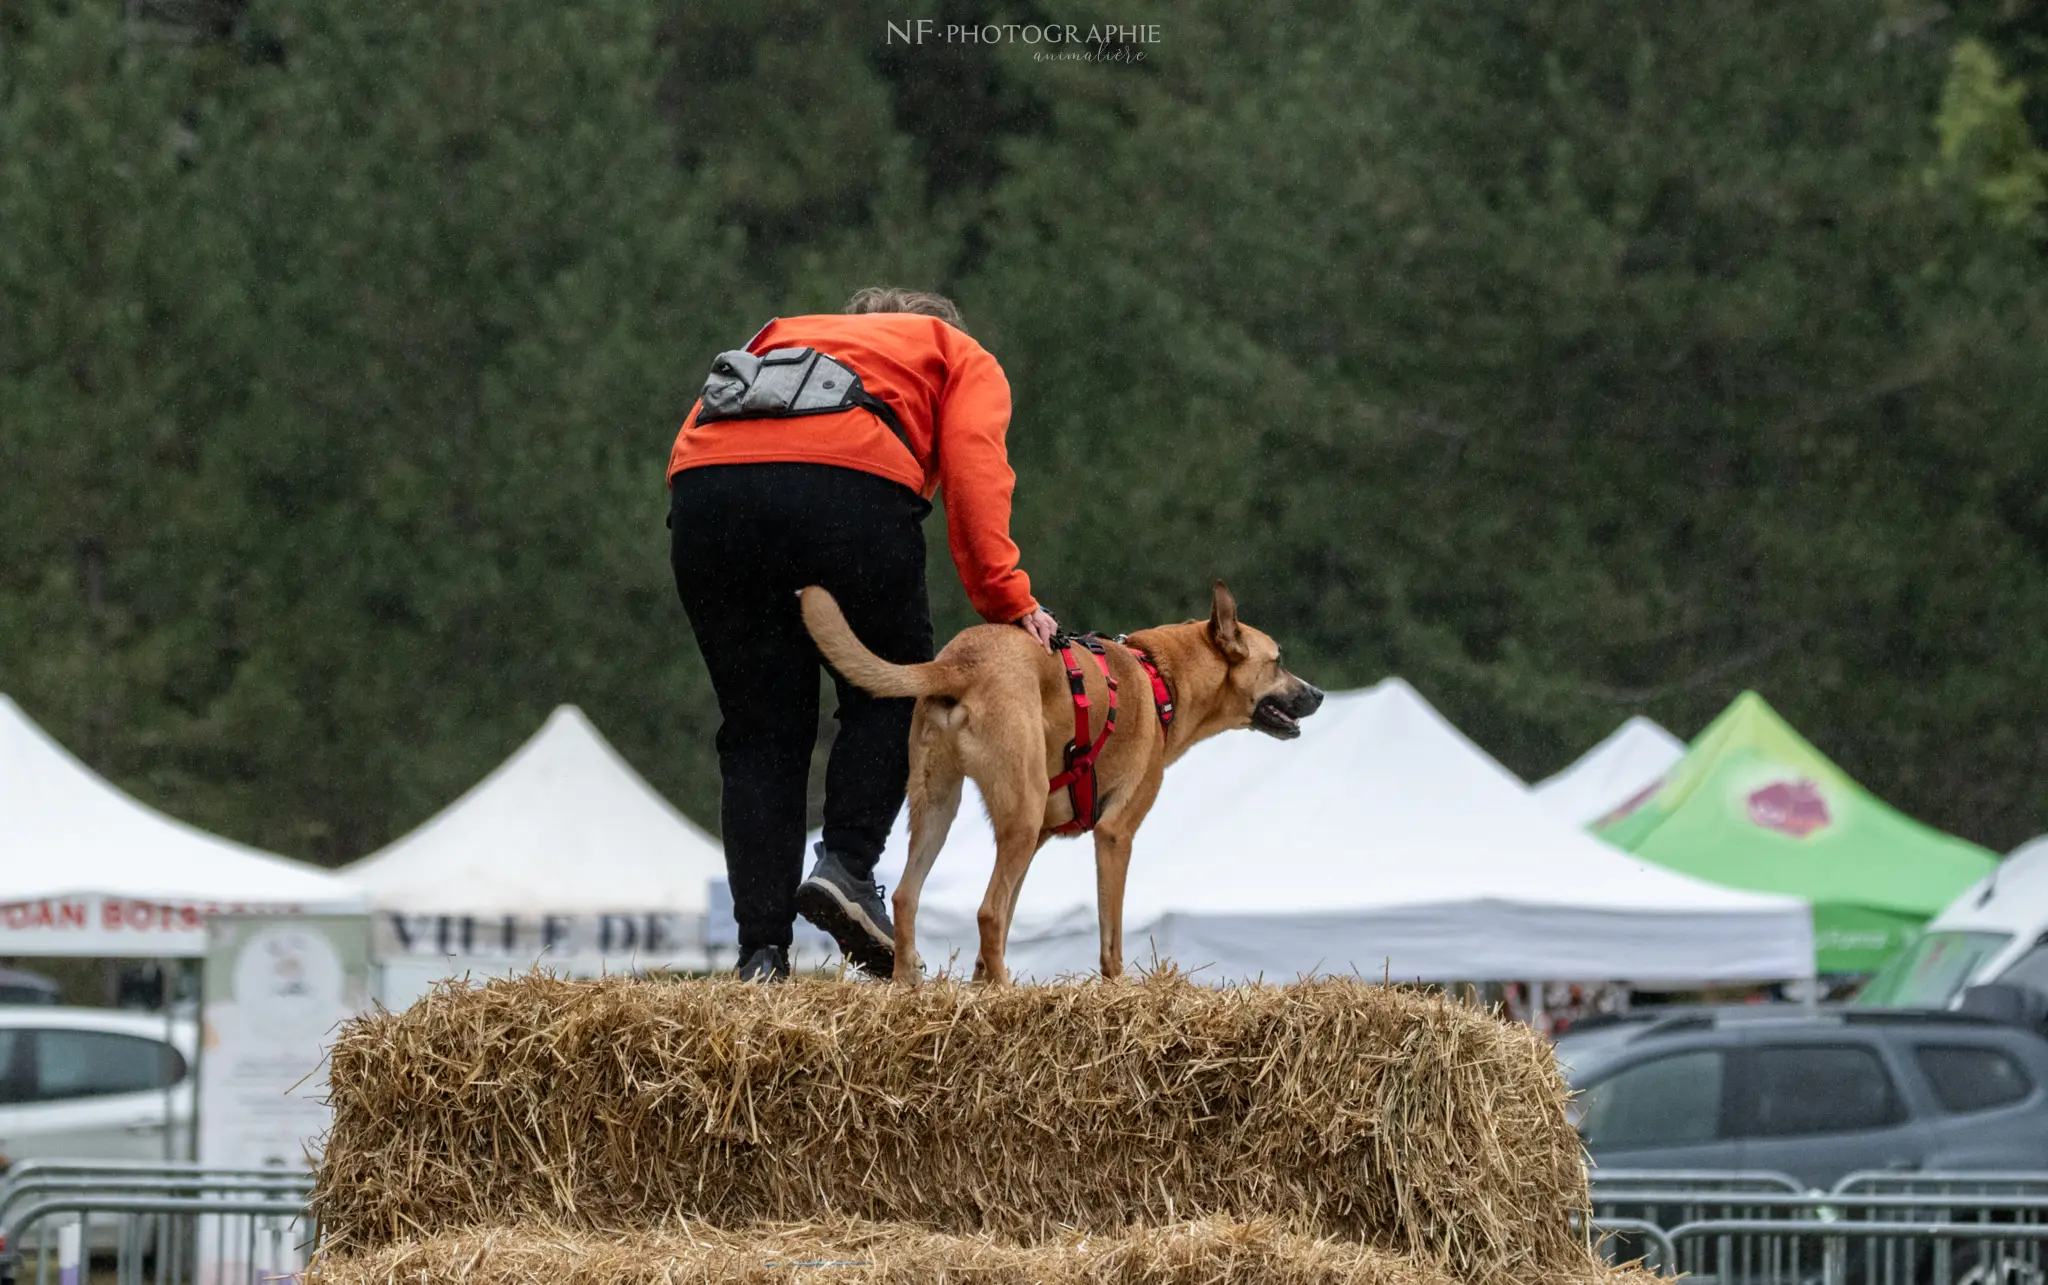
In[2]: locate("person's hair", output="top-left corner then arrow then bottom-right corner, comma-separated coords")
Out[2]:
842,286 -> 968,333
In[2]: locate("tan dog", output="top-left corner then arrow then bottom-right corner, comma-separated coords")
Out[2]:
800,582 -> 1324,984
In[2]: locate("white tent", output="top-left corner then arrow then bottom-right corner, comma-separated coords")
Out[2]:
875,680 -> 1813,984
0,693 -> 366,957
341,706 -> 727,987
1532,715 -> 1686,828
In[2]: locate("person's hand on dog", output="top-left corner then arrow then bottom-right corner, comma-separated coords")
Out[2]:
1017,607 -> 1058,651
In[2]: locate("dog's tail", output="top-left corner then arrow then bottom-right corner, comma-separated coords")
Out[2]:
800,586 -> 960,698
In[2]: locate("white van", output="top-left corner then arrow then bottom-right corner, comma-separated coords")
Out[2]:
1856,835 -> 2048,1009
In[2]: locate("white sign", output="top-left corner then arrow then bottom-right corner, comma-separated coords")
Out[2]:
0,895 -> 310,957
199,918 -> 366,1167
372,909 -> 705,965
198,914 -> 369,1283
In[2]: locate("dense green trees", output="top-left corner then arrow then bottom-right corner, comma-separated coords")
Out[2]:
3,0 -> 2045,861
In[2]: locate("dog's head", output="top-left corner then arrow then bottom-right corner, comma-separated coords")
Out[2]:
1203,581 -> 1324,740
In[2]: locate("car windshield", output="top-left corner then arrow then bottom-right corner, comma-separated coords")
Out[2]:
1553,1021 -> 1651,1085
1993,942 -> 2048,993
1853,930 -> 2013,1008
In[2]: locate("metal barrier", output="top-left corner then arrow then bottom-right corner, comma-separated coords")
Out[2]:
0,1162 -> 307,1186
1591,1217 -> 1677,1271
1592,1179 -> 1825,1263
0,1164 -> 314,1252
1663,1217 -> 2048,1285
1598,1193 -> 2048,1215
0,1173 -> 314,1228
0,1165 -> 316,1285
1595,1169 -> 1808,1196
1588,1171 -> 2048,1282
1836,1172 -> 2048,1200
6,1162 -> 2043,1284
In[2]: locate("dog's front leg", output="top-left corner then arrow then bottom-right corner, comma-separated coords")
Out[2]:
1092,825 -> 1133,979
1091,772 -> 1161,980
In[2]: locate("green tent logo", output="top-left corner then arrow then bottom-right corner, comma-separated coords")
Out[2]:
1747,778 -> 1831,838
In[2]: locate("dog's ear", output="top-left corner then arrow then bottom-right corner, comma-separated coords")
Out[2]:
1208,580 -> 1249,663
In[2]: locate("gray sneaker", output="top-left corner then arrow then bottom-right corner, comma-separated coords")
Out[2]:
736,945 -> 790,982
794,843 -> 896,977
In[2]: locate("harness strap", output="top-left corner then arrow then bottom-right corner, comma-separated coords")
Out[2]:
1127,647 -> 1174,736
846,385 -> 913,455
1047,634 -> 1117,835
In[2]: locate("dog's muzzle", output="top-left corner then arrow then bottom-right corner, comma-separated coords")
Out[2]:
1252,683 -> 1324,740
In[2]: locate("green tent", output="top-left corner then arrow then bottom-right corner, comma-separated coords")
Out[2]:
1594,691 -> 1996,973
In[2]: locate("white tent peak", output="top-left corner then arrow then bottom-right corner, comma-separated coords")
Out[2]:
341,704 -> 725,916
0,691 -> 363,909
1533,714 -> 1686,827
1363,676 -> 1538,789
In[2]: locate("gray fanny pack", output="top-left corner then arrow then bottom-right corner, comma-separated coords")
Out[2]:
696,346 -> 912,455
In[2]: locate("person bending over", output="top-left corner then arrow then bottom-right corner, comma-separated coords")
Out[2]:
667,287 -> 1058,981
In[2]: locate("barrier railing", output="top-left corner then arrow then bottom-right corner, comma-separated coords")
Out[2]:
0,1162 -> 310,1188
1592,1173 -> 1817,1270
1593,1168 -> 1807,1196
1597,1193 -> 2048,1216
0,1164 -> 317,1285
0,1173 -> 315,1231
1,1195 -> 314,1285
1589,1170 -> 2048,1282
1836,1172 -> 2048,1200
1590,1216 -> 1677,1271
1662,1217 -> 2048,1285
6,1162 -> 2045,1284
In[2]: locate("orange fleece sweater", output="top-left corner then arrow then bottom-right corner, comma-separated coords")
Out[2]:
666,313 -> 1038,624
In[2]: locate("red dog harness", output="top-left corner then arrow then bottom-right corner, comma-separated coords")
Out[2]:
1128,645 -> 1174,734
1047,633 -> 1174,835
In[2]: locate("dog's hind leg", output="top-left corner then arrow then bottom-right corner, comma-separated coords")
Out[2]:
971,752 -> 1048,986
893,747 -> 962,985
974,815 -> 1043,986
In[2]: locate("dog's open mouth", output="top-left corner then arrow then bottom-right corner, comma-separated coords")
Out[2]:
1252,697 -> 1302,740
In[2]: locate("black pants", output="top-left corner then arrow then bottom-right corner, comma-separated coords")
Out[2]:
669,463 -> 935,952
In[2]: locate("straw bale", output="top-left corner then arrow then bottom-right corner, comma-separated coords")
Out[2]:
305,1220 -> 1654,1285
315,973 -> 1593,1285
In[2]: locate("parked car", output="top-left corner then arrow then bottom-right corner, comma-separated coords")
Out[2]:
0,969 -> 59,1007
0,1007 -> 195,1168
1557,1006 -> 2048,1190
